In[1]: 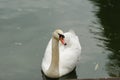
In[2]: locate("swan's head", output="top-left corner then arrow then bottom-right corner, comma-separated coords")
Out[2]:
53,29 -> 66,45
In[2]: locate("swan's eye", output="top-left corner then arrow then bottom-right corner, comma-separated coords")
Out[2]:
58,33 -> 65,38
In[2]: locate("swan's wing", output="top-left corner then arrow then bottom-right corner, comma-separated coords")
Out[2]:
59,31 -> 81,75
41,39 -> 52,73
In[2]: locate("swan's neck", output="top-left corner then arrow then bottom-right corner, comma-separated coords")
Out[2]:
47,37 -> 59,78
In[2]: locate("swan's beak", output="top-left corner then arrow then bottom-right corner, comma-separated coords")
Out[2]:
59,37 -> 67,45
58,33 -> 67,45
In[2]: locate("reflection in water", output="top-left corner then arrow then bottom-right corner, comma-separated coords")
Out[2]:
41,69 -> 77,80
90,0 -> 120,77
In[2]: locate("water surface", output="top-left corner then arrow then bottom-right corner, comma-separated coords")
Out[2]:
0,0 -> 120,80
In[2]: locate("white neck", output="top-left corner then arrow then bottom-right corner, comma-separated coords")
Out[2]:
46,37 -> 59,78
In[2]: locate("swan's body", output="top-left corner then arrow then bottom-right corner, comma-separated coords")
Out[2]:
41,29 -> 81,78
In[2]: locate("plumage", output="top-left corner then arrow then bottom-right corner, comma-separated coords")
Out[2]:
41,29 -> 81,78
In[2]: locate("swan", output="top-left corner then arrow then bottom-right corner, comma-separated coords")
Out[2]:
41,29 -> 81,78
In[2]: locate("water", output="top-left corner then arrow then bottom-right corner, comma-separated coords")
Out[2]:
0,0 -> 120,80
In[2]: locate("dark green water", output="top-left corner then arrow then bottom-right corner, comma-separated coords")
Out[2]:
0,0 -> 120,80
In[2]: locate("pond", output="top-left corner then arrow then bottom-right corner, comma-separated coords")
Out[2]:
0,0 -> 120,80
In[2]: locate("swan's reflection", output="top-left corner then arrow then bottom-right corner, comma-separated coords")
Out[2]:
41,69 -> 77,80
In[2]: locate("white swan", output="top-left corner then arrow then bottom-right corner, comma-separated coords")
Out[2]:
41,29 -> 81,78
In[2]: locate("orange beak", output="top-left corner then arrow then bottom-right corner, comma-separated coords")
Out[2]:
59,37 -> 67,45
